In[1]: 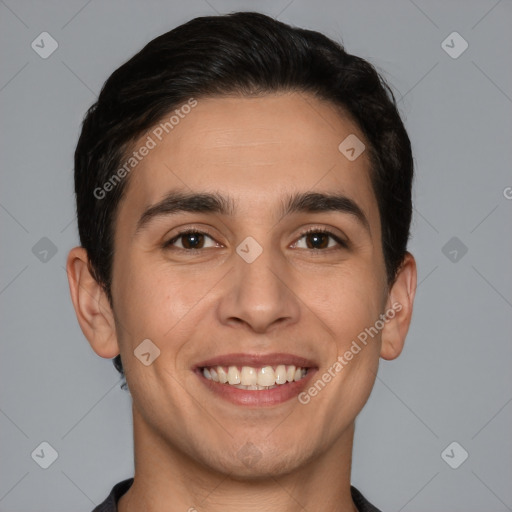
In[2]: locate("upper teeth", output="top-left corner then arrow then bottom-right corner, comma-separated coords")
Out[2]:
202,365 -> 307,389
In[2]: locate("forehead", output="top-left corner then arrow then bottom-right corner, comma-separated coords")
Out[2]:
117,92 -> 378,232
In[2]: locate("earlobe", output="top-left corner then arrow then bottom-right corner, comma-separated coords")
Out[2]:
66,246 -> 120,358
380,252 -> 417,361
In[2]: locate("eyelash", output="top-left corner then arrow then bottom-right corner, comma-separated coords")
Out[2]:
163,227 -> 348,252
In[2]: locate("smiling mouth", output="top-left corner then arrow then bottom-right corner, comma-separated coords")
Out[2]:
200,364 -> 309,390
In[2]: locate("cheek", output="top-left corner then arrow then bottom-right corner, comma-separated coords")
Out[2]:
113,258 -> 200,405
116,255 -> 207,336
307,264 -> 385,345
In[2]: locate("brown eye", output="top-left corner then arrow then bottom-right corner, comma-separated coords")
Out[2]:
165,231 -> 217,250
293,229 -> 347,250
180,232 -> 204,249
305,232 -> 329,249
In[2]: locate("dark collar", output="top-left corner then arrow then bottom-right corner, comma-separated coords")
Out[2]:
92,478 -> 383,512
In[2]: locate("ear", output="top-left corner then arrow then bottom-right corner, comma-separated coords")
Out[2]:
66,246 -> 120,358
380,251 -> 417,360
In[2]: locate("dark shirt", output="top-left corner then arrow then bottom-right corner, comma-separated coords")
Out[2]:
92,478 -> 382,511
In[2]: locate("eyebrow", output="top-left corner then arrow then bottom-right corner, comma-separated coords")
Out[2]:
135,190 -> 371,236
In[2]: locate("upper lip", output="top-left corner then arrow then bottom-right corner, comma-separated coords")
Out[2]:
194,352 -> 317,369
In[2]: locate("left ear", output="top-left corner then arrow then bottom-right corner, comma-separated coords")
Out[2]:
380,251 -> 417,360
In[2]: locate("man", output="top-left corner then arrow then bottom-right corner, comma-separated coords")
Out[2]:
67,11 -> 416,512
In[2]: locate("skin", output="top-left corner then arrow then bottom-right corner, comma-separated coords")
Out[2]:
67,91 -> 416,512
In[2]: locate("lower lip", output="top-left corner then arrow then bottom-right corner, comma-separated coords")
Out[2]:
195,369 -> 317,406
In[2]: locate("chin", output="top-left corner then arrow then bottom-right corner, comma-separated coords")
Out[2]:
201,442 -> 311,481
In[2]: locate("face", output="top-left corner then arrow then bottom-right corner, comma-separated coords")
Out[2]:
89,92 -> 407,477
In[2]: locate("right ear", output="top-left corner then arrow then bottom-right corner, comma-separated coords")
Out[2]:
66,246 -> 120,358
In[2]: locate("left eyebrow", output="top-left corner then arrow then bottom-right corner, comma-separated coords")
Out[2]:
134,189 -> 371,237
280,191 -> 371,236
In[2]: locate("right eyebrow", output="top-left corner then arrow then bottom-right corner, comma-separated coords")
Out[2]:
135,190 -> 235,236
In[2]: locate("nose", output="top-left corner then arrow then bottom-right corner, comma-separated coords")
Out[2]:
216,242 -> 301,334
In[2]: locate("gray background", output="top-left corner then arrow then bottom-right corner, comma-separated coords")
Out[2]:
1,0 -> 511,510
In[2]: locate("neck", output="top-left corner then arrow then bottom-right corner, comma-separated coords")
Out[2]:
118,405 -> 358,512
